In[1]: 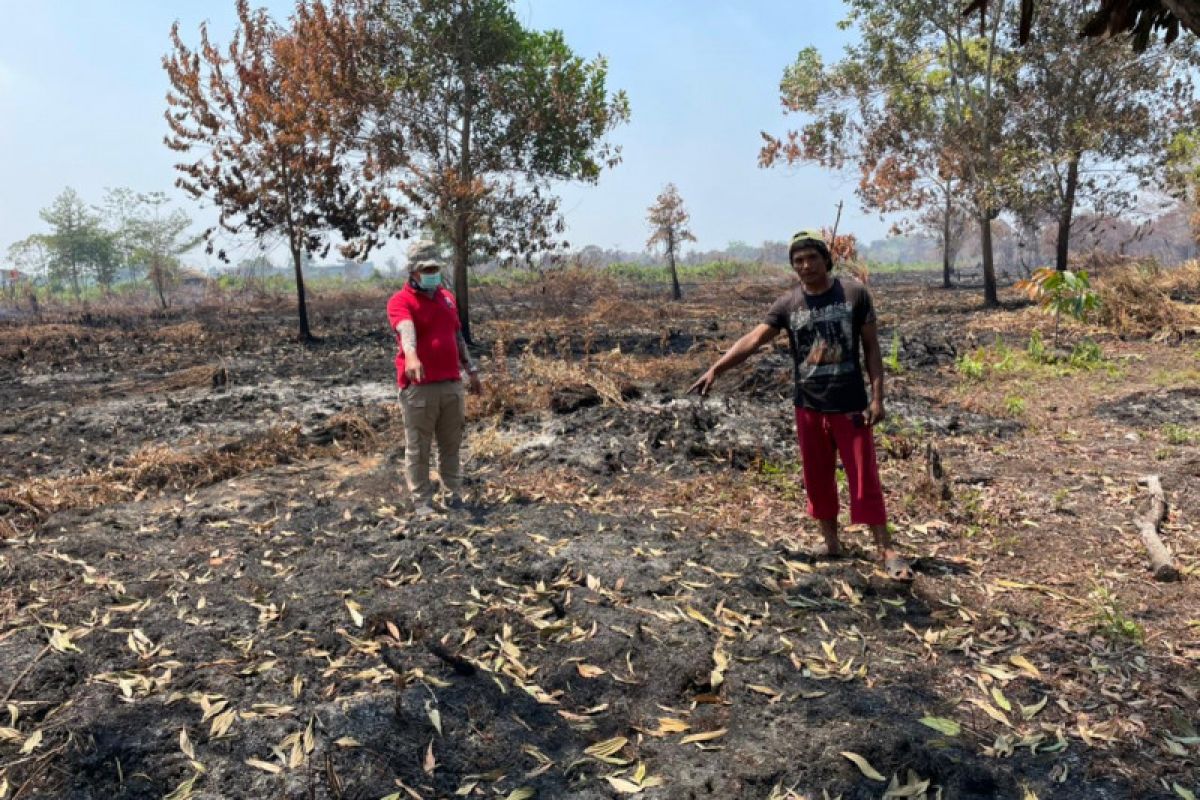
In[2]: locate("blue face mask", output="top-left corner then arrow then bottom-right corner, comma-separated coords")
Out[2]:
417,272 -> 442,291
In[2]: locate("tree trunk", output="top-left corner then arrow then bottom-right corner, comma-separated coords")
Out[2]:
453,213 -> 471,344
152,259 -> 168,310
668,231 -> 682,301
1055,154 -> 1080,272
980,211 -> 999,308
942,192 -> 954,289
290,239 -> 313,342
454,0 -> 474,344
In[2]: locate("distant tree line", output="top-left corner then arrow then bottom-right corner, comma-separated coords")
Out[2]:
5,187 -> 200,308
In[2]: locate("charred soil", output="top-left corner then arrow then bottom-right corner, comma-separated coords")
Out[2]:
0,276 -> 1197,799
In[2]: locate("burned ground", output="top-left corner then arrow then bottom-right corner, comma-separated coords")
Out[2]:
0,275 -> 1197,799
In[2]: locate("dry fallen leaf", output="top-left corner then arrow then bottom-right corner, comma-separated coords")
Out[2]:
840,751 -> 886,782
179,728 -> 195,760
919,716 -> 961,736
345,599 -> 364,628
1009,653 -> 1041,678
245,757 -> 282,774
1020,695 -> 1048,720
577,663 -> 606,679
966,698 -> 1012,727
606,776 -> 643,794
19,729 -> 42,755
680,729 -> 727,745
584,737 -> 629,758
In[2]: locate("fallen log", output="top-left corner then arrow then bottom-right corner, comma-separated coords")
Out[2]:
1135,475 -> 1179,582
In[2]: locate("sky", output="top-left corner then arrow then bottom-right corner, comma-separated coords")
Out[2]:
0,1 -> 885,270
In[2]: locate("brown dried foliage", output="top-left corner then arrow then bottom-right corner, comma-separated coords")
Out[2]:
1095,260 -> 1200,338
0,427 -> 312,535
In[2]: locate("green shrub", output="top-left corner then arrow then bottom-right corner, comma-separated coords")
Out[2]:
1004,395 -> 1026,415
1090,586 -> 1144,645
1016,268 -> 1101,347
1163,424 -> 1200,445
1068,339 -> 1104,369
1027,330 -> 1046,362
956,350 -> 986,381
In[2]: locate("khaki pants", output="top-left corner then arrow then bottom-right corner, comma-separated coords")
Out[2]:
399,380 -> 466,505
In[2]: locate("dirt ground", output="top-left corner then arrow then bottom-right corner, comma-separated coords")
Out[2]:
0,273 -> 1197,800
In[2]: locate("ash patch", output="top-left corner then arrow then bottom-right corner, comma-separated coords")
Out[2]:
511,393 -> 795,475
887,395 -> 1023,439
890,329 -> 959,369
1094,386 -> 1200,429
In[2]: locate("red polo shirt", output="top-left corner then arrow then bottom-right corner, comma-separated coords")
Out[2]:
386,283 -> 462,388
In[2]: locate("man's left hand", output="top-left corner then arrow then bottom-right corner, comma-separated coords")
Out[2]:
467,372 -> 483,395
865,399 -> 886,426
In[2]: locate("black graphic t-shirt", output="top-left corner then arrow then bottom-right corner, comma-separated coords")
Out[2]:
764,278 -> 876,413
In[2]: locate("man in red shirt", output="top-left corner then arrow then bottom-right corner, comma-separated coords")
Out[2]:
387,240 -> 482,518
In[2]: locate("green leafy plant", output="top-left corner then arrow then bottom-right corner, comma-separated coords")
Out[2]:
1089,585 -> 1144,645
757,459 -> 804,501
992,338 -> 1016,372
1004,395 -> 1026,416
1163,424 -> 1200,445
1027,330 -> 1046,362
1016,268 -> 1101,348
1068,338 -> 1104,369
885,329 -> 904,372
956,350 -> 986,381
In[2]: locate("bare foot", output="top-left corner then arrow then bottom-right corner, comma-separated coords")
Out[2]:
810,540 -> 844,559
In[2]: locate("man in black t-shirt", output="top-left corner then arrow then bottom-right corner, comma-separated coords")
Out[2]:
689,230 -> 913,581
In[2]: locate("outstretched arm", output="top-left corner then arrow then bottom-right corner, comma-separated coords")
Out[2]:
687,323 -> 781,396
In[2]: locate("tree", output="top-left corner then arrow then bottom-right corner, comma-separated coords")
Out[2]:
6,236 -> 53,284
102,189 -> 202,307
366,0 -> 630,342
163,0 -> 393,340
762,2 -> 1020,304
646,183 -> 696,300
133,194 -> 203,308
1016,267 -> 1100,347
1009,0 -> 1195,271
38,188 -> 117,298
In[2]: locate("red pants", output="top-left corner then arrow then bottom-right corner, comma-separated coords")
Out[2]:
794,407 -> 887,525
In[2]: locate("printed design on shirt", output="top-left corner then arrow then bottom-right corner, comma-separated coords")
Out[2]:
788,301 -> 856,380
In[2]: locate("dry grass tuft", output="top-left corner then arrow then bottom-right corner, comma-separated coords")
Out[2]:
1095,261 -> 1200,339
0,427 -> 308,533
158,321 -> 206,344
470,346 -> 638,421
0,323 -> 91,347
148,364 -> 227,393
323,411 -> 384,449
